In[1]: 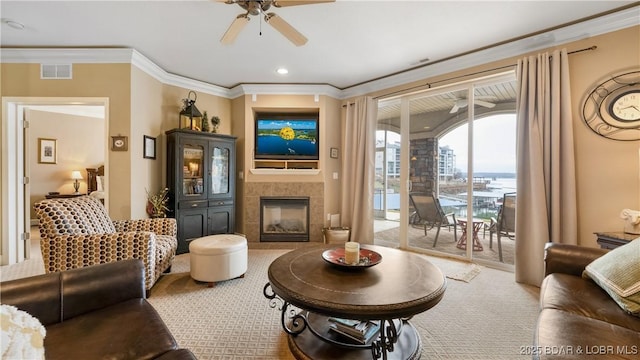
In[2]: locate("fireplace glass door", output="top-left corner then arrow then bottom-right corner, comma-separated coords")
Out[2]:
260,197 -> 310,242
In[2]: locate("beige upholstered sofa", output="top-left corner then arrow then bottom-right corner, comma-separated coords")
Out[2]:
35,196 -> 177,291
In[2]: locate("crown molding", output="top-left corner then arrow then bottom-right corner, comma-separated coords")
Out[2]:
228,84 -> 342,99
2,5 -> 638,100
1,47 -> 341,99
0,48 -> 135,64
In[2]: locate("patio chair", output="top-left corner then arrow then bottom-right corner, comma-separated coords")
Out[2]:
409,192 -> 457,247
488,192 -> 516,262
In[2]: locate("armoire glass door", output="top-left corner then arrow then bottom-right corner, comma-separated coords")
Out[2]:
182,144 -> 204,197
210,146 -> 230,196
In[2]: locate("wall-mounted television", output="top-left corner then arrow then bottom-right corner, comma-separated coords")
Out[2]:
255,112 -> 319,160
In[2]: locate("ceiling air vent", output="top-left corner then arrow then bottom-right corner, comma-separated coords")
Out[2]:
40,64 -> 72,79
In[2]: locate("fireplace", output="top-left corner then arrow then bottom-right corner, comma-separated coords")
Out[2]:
260,197 -> 310,242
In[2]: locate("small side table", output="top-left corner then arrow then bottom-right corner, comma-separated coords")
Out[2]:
456,218 -> 484,251
45,193 -> 84,199
595,232 -> 637,249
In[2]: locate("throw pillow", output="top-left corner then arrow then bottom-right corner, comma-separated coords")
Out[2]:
0,304 -> 46,359
583,238 -> 640,316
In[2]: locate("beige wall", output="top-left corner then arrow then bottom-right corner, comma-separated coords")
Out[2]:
2,25 -> 637,247
0,63 -> 234,222
130,67 -> 164,219
27,109 -> 105,220
322,96 -> 343,221
231,96 -> 246,233
564,27 -> 639,246
1,63 -> 132,219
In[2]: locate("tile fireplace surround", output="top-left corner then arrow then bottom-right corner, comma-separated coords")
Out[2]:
243,182 -> 324,243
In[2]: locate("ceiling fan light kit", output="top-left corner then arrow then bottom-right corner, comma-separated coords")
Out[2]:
218,0 -> 334,46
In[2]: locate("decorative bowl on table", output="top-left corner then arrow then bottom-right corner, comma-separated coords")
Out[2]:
322,247 -> 382,269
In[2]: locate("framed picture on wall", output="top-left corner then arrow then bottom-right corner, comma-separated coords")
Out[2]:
143,135 -> 156,159
111,136 -> 128,151
38,138 -> 57,164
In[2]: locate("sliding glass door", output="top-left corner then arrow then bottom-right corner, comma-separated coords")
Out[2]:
373,72 -> 517,268
374,100 -> 403,247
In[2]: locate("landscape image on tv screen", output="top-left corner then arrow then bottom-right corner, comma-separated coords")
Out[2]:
256,118 -> 318,159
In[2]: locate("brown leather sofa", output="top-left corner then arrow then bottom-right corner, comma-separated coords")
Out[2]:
0,259 -> 196,360
534,243 -> 640,360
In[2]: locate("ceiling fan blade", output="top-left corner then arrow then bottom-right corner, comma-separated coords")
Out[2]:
221,14 -> 250,45
475,100 -> 496,108
273,0 -> 335,7
265,13 -> 307,46
450,98 -> 471,113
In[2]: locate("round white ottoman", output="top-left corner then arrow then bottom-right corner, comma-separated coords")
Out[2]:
189,234 -> 248,286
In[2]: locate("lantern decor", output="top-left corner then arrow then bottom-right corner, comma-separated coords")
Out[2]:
179,90 -> 203,130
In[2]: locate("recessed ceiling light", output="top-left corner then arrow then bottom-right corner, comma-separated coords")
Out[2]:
4,20 -> 25,30
276,67 -> 289,75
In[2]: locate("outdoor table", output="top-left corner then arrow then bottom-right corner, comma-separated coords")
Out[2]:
456,218 -> 484,251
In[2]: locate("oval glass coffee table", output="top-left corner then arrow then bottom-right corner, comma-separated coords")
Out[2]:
264,244 -> 446,360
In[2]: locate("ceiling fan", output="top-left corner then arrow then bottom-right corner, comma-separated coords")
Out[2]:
217,0 -> 335,46
449,96 -> 497,113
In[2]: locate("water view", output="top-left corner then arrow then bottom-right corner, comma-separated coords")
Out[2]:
374,176 -> 516,220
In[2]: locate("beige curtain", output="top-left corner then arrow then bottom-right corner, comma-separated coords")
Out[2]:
341,97 -> 377,244
515,49 -> 578,286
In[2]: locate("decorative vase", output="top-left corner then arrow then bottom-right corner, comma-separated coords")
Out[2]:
146,200 -> 165,218
201,111 -> 210,132
211,116 -> 220,133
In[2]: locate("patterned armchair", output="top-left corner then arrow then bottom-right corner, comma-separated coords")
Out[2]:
34,196 -> 177,291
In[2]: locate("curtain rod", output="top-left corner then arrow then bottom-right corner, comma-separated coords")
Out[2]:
368,45 -> 598,101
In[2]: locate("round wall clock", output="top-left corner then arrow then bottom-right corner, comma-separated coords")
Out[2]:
582,70 -> 640,141
608,89 -> 640,122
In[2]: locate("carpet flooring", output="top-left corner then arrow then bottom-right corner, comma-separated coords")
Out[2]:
1,237 -> 539,360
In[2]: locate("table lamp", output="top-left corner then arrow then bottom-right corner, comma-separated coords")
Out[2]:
71,170 -> 83,194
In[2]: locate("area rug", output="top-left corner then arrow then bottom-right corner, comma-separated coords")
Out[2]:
445,263 -> 482,282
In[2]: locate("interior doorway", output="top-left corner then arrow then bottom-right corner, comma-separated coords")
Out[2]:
1,97 -> 108,266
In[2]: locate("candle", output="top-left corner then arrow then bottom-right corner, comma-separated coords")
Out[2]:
345,242 -> 360,265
